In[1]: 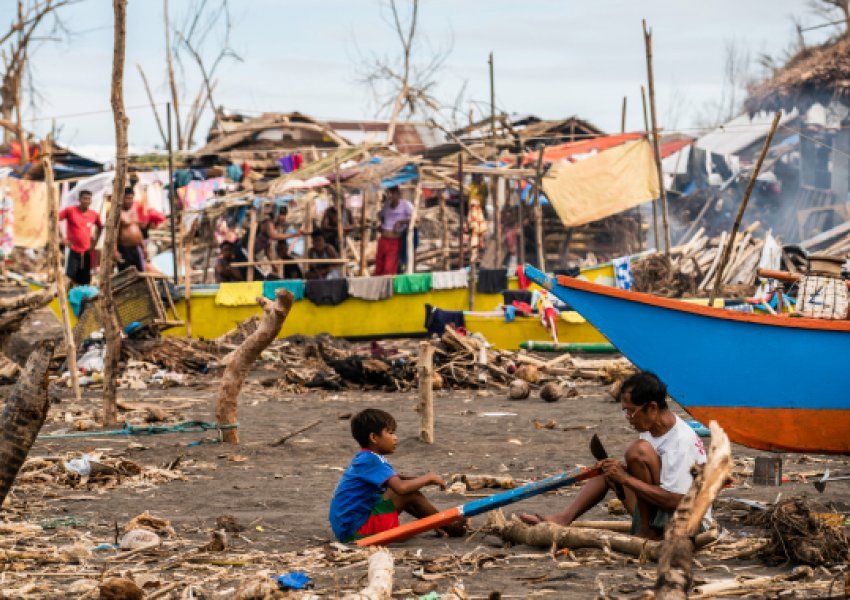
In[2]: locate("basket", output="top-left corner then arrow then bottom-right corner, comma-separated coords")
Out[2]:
74,268 -> 183,341
796,274 -> 849,320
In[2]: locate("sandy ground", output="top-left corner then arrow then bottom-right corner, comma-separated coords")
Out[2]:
4,367 -> 850,598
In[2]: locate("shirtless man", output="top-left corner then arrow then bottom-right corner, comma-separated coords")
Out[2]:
117,187 -> 146,272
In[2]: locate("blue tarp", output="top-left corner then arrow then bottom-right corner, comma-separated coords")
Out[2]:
381,164 -> 419,189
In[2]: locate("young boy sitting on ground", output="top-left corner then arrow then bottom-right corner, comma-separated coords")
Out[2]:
329,408 -> 467,542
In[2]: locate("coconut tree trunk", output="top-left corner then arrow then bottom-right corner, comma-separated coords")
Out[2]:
215,290 -> 294,443
0,341 -> 54,507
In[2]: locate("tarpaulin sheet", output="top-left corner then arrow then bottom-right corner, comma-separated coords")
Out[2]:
0,177 -> 50,248
542,138 -> 659,228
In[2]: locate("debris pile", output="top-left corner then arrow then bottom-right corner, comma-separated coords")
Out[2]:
16,452 -> 186,491
748,497 -> 850,566
632,223 -> 765,297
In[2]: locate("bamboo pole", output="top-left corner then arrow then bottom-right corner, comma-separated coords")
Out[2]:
621,96 -> 628,133
708,111 -> 781,307
517,167 -> 526,267
532,144 -> 546,270
182,220 -> 197,338
406,178 -> 422,274
439,189 -> 449,270
492,175 -> 502,266
166,102 -> 178,285
458,153 -> 466,269
418,341 -> 434,444
246,209 -> 257,282
641,85 -> 659,250
359,184 -> 370,275
643,20 -> 671,256
99,0 -> 129,427
489,51 -> 496,150
333,156 -> 346,276
43,137 -> 80,402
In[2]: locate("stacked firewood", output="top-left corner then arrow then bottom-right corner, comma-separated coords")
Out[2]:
632,222 -> 765,297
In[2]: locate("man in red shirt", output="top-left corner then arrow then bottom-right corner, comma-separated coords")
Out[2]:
59,190 -> 103,285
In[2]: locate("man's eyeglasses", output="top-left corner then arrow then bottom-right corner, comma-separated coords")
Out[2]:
622,403 -> 650,420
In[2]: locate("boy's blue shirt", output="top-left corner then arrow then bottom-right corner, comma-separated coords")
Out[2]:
328,450 -> 397,540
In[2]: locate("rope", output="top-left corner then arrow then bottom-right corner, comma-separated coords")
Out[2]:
37,420 -> 238,440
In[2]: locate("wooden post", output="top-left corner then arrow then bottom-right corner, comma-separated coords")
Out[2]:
418,341 -> 434,444
517,170 -> 526,266
166,102 -> 178,285
709,111 -> 781,307
406,178 -> 422,274
621,96 -> 628,133
458,153 -> 466,269
359,184 -> 370,275
492,175 -> 502,266
303,194 -> 314,257
246,208 -> 257,282
468,260 -> 476,311
641,85 -> 660,250
333,156 -> 346,276
643,20 -> 671,256
182,220 -> 197,338
99,0 -> 129,427
216,290 -> 294,444
0,342 -> 54,507
533,144 -> 546,270
489,51 -> 496,150
43,137 -> 80,402
439,189 -> 449,270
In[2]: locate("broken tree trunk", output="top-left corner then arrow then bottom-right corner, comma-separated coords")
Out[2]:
215,290 -> 294,443
418,341 -> 434,443
99,0 -> 129,427
0,341 -> 54,507
43,136 -> 81,402
655,421 -> 732,600
485,510 -> 716,561
343,548 -> 394,600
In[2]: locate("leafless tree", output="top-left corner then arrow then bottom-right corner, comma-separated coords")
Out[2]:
694,38 -> 755,129
0,0 -> 75,159
357,0 -> 451,144
138,0 -> 241,151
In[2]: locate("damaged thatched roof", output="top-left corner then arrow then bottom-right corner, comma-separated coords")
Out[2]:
745,35 -> 850,114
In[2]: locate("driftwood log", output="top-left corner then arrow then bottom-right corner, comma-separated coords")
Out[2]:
0,286 -> 56,332
485,510 -> 717,561
0,341 -> 54,507
343,548 -> 394,600
215,290 -> 294,443
655,421 -> 732,600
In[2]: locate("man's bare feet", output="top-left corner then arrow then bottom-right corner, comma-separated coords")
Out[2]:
436,517 -> 469,538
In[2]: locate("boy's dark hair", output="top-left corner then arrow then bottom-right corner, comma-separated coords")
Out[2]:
311,230 -> 324,239
351,408 -> 396,448
619,371 -> 668,409
79,190 -> 92,198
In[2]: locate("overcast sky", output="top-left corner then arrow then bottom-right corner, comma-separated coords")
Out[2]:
21,0 -> 838,157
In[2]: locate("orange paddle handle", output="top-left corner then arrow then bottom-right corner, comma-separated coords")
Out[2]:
355,507 -> 462,547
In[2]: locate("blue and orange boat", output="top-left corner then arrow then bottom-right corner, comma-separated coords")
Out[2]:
524,265 -> 850,455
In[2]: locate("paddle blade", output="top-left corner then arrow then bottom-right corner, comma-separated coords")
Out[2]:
355,507 -> 463,547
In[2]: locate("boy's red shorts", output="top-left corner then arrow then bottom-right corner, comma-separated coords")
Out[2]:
350,497 -> 399,541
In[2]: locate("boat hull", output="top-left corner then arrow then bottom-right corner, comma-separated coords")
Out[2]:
524,266 -> 850,454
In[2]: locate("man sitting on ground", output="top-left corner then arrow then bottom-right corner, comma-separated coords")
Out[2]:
519,371 -> 710,539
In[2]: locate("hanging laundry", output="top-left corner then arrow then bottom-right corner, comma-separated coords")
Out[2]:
0,177 -> 48,248
226,163 -> 243,182
263,279 -> 305,302
305,278 -> 349,306
612,256 -> 633,291
279,155 -> 295,173
68,285 -> 99,317
431,269 -> 468,290
215,281 -> 263,307
476,268 -> 508,294
0,192 -> 13,257
425,308 -> 464,336
178,177 -> 225,211
293,153 -> 303,170
503,290 -> 533,306
347,276 -> 394,301
393,273 -> 432,295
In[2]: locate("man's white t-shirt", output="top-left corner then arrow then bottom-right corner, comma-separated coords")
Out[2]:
639,415 -> 713,529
